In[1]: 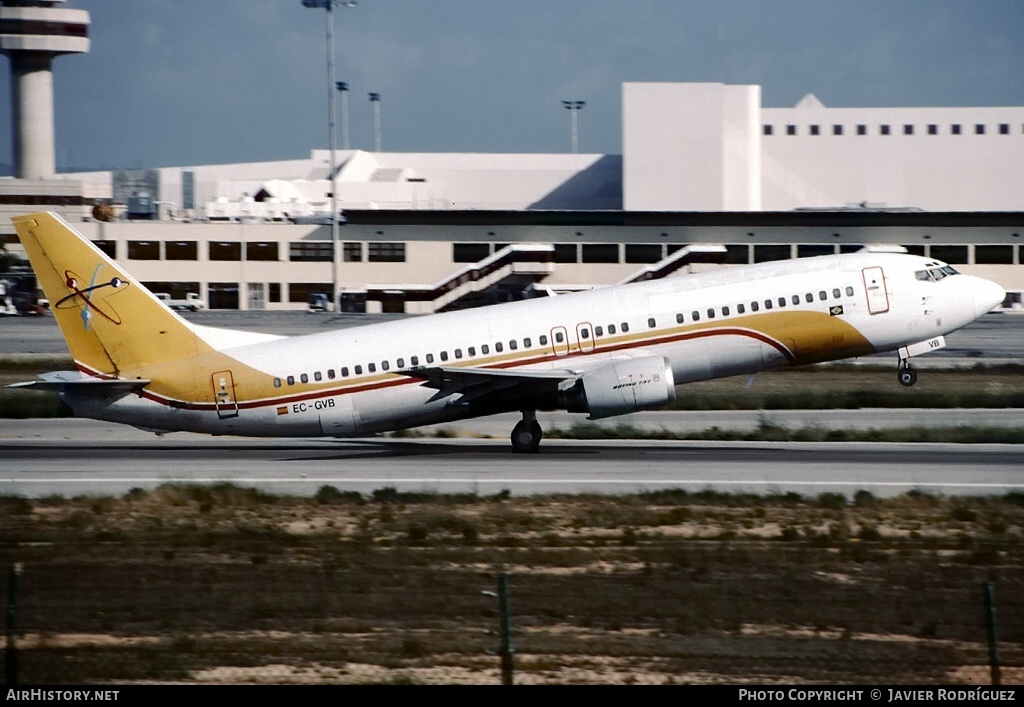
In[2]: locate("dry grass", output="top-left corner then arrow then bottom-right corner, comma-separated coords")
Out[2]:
2,485 -> 1023,684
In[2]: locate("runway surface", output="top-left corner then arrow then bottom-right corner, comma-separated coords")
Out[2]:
2,419 -> 1022,499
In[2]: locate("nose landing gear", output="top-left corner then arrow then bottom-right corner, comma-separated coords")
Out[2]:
511,410 -> 542,453
898,360 -> 918,387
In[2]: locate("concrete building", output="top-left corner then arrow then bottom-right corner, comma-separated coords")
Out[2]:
2,82 -> 1022,312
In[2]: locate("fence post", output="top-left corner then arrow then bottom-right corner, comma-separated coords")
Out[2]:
483,572 -> 515,685
984,581 -> 1001,686
5,563 -> 22,687
497,573 -> 514,686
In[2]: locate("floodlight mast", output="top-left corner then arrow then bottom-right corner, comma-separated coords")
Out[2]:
302,0 -> 356,312
562,100 -> 585,153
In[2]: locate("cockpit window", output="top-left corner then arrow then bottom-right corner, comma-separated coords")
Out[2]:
915,266 -> 960,282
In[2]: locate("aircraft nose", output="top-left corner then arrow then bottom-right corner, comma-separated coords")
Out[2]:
973,278 -> 1006,318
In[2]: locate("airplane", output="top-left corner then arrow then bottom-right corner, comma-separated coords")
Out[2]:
8,211 -> 1006,453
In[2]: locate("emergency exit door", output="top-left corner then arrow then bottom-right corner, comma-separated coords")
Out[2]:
212,370 -> 239,418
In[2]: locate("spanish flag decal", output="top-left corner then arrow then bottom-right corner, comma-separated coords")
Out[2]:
276,406 -> 289,416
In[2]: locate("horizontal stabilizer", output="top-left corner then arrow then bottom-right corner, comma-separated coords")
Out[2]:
6,370 -> 150,393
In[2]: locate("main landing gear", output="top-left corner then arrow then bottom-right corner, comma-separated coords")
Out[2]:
897,360 -> 918,387
511,410 -> 542,454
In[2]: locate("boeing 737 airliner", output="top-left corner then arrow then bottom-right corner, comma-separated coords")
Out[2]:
9,212 -> 1006,452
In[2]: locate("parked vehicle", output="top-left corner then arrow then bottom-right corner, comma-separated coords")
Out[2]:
155,292 -> 206,312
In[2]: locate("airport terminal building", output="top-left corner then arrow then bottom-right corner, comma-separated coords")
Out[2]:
2,82 -> 1023,312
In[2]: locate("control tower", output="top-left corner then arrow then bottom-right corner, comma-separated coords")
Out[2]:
0,0 -> 89,179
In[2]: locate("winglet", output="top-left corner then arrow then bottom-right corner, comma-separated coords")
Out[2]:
11,212 -> 213,377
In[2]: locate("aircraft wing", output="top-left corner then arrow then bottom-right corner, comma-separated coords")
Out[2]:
399,365 -> 579,405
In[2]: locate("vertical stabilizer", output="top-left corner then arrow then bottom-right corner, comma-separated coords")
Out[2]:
12,212 -> 212,377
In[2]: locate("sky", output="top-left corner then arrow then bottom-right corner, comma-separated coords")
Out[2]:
2,0 -> 1023,172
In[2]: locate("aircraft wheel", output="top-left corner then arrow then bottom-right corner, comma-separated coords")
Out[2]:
898,365 -> 918,387
511,419 -> 542,454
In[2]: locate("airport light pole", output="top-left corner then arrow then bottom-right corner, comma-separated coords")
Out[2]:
369,92 -> 382,151
562,100 -> 585,153
302,0 -> 356,313
336,81 -> 350,150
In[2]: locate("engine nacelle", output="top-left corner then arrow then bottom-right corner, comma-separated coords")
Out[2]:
570,355 -> 676,419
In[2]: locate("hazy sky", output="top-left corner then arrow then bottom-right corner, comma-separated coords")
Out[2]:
3,0 -> 1023,171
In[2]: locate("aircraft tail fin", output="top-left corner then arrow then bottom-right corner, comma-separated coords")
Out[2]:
11,212 -> 212,377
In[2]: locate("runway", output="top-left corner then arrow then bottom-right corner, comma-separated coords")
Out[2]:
2,419 -> 1022,499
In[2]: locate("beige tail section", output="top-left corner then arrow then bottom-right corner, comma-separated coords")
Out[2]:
12,212 -> 213,377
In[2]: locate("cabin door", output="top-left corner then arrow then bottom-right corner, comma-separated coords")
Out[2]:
212,370 -> 240,419
862,267 -> 890,314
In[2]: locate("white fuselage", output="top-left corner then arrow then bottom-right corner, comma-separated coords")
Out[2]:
66,252 -> 1001,437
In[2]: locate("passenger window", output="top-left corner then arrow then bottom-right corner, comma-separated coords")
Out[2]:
555,331 -> 564,343
496,342 -> 504,352
425,354 -> 434,364
751,301 -> 759,312
581,328 -> 590,339
300,373 -> 309,383
819,291 -> 827,300
397,358 -> 405,368
647,318 -> 656,328
287,375 -> 295,385
540,335 -> 549,345
621,322 -> 630,332
273,378 -> 282,388
468,347 -> 476,356
606,326 -> 615,335
692,311 -> 700,321
594,326 -> 603,337
737,303 -> 745,314
833,288 -> 841,298
524,337 -> 532,347
314,371 -> 322,381
722,306 -> 730,316
764,300 -> 773,310
342,367 -> 349,377
481,345 -> 489,355
846,286 -> 854,296
778,297 -> 786,307
455,349 -> 463,359
410,356 -> 418,366
354,365 -> 362,375
792,295 -> 800,305
706,308 -> 715,319
805,293 -> 814,303
676,313 -> 684,324
440,351 -> 449,361
381,361 -> 390,371
328,369 -> 335,379
367,363 -> 376,373
509,340 -> 518,350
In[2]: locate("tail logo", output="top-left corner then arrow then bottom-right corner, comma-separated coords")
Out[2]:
55,264 -> 130,330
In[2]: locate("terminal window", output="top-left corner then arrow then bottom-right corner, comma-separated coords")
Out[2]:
290,242 -> 333,262
786,125 -> 796,135
832,125 -> 843,136
928,124 -> 938,135
368,242 -> 406,262
763,125 -> 773,136
809,125 -> 820,136
128,240 -> 160,260
166,241 -> 197,260
209,242 -> 241,261
246,242 -> 279,261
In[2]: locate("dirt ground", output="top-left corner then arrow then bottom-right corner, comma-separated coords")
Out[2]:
1,485 -> 1022,685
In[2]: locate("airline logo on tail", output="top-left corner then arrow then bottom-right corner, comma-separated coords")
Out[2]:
55,264 -> 130,330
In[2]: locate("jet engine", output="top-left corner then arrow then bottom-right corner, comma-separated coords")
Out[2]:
564,355 -> 677,419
